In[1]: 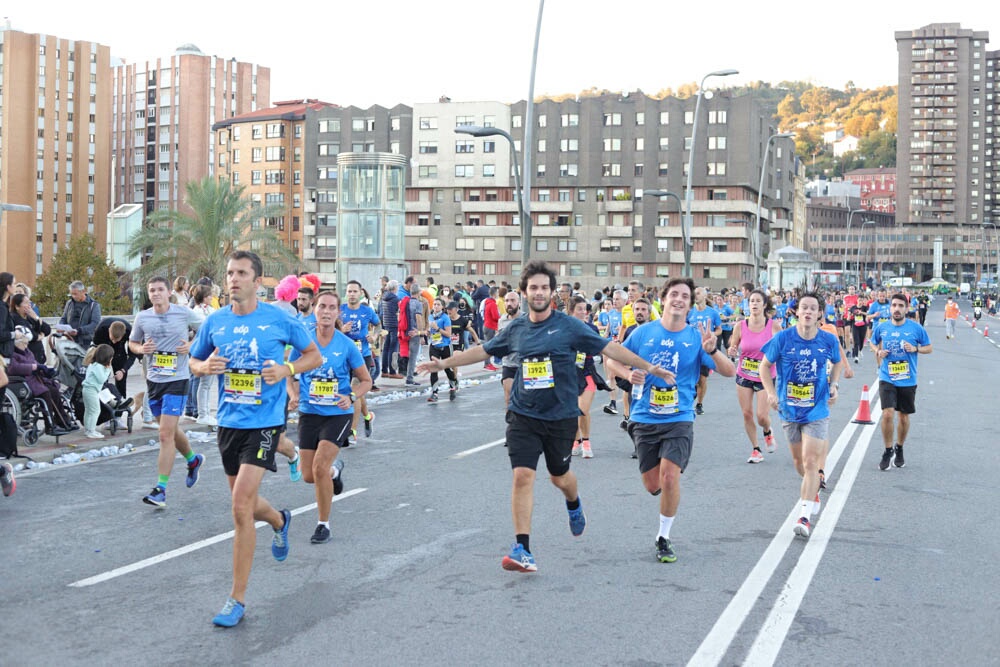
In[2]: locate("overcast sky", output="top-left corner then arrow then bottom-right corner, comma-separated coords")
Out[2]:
6,1 -> 996,107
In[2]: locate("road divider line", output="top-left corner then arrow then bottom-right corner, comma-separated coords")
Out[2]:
451,438 -> 505,459
68,488 -> 367,588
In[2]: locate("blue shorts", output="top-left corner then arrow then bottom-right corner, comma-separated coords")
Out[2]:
148,379 -> 189,417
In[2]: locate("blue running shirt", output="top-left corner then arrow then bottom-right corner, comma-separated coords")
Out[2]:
762,328 -> 842,424
291,330 -> 365,416
340,304 -> 380,357
870,319 -> 929,387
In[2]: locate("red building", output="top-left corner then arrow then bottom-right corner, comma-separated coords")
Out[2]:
844,167 -> 896,213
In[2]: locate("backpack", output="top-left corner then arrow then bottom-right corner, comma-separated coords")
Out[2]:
397,295 -> 410,337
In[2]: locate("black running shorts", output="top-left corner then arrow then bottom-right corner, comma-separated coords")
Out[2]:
879,383 -> 917,415
217,425 -> 282,475
297,413 -> 353,451
504,411 -> 578,477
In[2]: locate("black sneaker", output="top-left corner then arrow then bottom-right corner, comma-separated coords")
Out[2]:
656,536 -> 677,563
893,444 -> 905,468
695,403 -> 704,415
449,382 -> 457,401
879,447 -> 893,471
427,392 -> 438,403
310,524 -> 331,544
331,459 -> 345,496
819,471 -> 827,490
603,402 -> 618,415
619,417 -> 629,432
364,412 -> 374,437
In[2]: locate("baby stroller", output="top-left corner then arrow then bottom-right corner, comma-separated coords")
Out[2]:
49,333 -> 133,435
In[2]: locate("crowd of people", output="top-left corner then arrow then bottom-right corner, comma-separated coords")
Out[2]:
1,258 -> 948,627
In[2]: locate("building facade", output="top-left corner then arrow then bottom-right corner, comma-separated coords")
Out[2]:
844,167 -> 897,213
0,27 -> 112,284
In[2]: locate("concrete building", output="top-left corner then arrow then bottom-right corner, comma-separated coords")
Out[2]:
0,27 -> 112,284
844,167 -> 897,213
112,45 -> 269,217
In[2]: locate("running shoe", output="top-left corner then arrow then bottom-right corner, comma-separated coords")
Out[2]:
619,417 -> 629,432
364,412 -> 374,437
344,429 -> 356,448
212,597 -> 245,627
571,440 -> 582,456
427,392 -> 438,403
332,459 -> 345,496
656,536 -> 677,563
142,486 -> 166,508
631,445 -> 638,460
879,447 -> 893,471
893,444 -> 905,468
501,543 -> 537,572
812,493 -> 821,516
272,509 -> 291,561
763,433 -> 776,454
288,446 -> 302,482
581,440 -> 593,459
310,524 -> 331,545
186,453 -> 205,488
793,517 -> 811,538
0,462 -> 15,497
484,363 -> 499,371
747,448 -> 764,464
695,403 -> 705,415
568,502 -> 587,537
819,471 -> 827,490
449,381 -> 457,401
603,402 -> 618,415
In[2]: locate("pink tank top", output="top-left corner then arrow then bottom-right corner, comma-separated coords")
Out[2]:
736,318 -> 776,381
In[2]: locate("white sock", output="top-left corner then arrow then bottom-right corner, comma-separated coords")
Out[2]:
658,514 -> 674,540
318,521 -> 329,529
331,465 -> 340,480
800,501 -> 811,520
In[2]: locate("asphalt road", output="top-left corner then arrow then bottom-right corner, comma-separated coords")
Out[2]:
3,300 -> 998,666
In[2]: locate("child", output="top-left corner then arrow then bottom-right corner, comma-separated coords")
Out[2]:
82,344 -> 114,439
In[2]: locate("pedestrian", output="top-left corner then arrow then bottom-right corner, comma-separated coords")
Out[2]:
59,280 -> 102,349
82,344 -> 114,439
418,260 -> 669,572
482,286 -> 501,371
870,293 -> 932,471
943,296 -> 959,339
759,292 -> 842,539
379,280 -> 400,377
402,275 -> 426,386
189,251 -> 322,628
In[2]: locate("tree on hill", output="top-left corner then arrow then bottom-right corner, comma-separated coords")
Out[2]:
32,235 -> 132,317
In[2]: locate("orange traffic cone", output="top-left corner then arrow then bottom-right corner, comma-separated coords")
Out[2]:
985,325 -> 989,337
852,385 -> 875,424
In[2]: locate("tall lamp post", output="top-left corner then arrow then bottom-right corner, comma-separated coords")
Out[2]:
754,132 -> 794,287
984,222 -> 999,286
644,189 -> 684,277
841,207 -> 865,286
684,68 -> 739,279
857,220 -> 875,286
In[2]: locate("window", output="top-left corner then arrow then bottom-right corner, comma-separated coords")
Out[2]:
537,114 -> 547,127
603,138 -> 621,151
456,238 -> 475,251
266,123 -> 284,138
561,113 -> 579,127
453,263 -> 467,275
558,190 -> 571,202
455,115 -> 475,126
631,265 -> 645,276
636,112 -> 645,126
418,141 -> 438,154
574,215 -> 584,226
483,115 -> 496,127
318,143 -> 340,156
511,239 -> 523,251
391,116 -> 401,131
536,240 -> 549,251
634,164 -> 644,177
419,238 -> 438,250
293,194 -> 301,208
684,111 -> 694,125
266,146 -> 285,161
704,266 -> 728,279
600,239 -> 621,252
684,137 -> 693,151
578,190 -> 587,202
456,140 -> 475,153
537,164 -> 545,178
603,112 -> 622,126
558,239 -> 578,251
483,238 -> 496,251
707,162 -> 726,176
707,214 -> 728,227
659,111 -> 669,125
708,110 -> 728,124
318,119 -> 340,133
708,136 -> 727,150
252,125 -> 262,139
560,138 -> 579,151
538,190 -> 551,202
659,137 -> 669,150
232,149 -> 240,164
635,137 -> 645,151
419,117 -> 438,130
418,165 -> 438,178
512,115 -> 522,128
560,164 -> 578,177
428,262 -> 442,275
232,127 -> 241,141
656,265 -> 670,278
352,118 -> 365,131
659,163 -> 669,176
710,241 -> 728,252
657,239 -> 670,252
265,193 -> 285,206
595,263 -> 609,277
265,170 -> 284,184
455,164 -> 474,178
483,140 -> 496,153
602,163 -> 621,177
483,165 -> 496,177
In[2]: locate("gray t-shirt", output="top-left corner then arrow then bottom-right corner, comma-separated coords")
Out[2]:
406,295 -> 424,338
497,312 -> 521,368
130,304 -> 204,383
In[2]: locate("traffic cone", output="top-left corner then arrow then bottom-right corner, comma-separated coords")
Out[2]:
984,325 -> 989,337
852,385 -> 875,424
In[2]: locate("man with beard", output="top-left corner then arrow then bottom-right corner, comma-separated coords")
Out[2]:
686,286 -> 722,416
615,298 -> 652,438
497,290 -> 521,409
340,280 -> 380,442
602,290 -> 626,416
870,294 -> 932,471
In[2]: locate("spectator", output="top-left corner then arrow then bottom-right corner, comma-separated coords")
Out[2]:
482,286 -> 500,371
13,283 -> 40,315
92,317 -> 139,399
172,276 -> 190,306
190,284 -> 217,425
9,293 -> 51,364
0,272 -> 17,359
7,327 -> 78,434
380,280 -> 401,377
59,280 -> 102,349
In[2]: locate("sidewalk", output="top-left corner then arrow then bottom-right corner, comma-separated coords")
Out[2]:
8,358 -> 502,466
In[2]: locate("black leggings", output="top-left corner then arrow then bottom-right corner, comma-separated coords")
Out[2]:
851,325 -> 867,358
429,345 -> 457,388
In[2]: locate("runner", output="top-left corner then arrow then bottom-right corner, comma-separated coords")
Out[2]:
340,280 -> 379,442
426,297 -> 458,403
297,282 -> 316,332
128,277 -> 205,508
759,292 -> 842,539
686,286 -> 722,415
849,294 -> 869,362
607,278 -> 735,563
602,289 -> 626,415
569,295 -> 609,459
417,261 -> 669,572
288,291 -> 372,543
496,291 -> 521,409
189,251 -> 321,628
727,289 -> 781,464
870,293 -> 932,471
943,296 -> 960,339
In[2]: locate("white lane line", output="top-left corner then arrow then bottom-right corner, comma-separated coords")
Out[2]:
68,488 -> 367,588
451,438 -> 505,459
687,381 -> 879,667
744,414 -> 882,666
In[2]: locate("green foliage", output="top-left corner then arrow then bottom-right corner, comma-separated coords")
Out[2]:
33,235 -> 132,317
126,176 -> 299,287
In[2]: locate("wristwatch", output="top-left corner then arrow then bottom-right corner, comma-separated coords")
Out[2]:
349,392 -> 357,404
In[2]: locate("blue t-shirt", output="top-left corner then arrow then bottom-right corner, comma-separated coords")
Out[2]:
867,300 -> 891,326
623,322 -> 715,424
189,302 -> 313,429
720,304 -> 735,332
824,304 -> 837,325
607,309 -> 622,339
870,319 -> 929,387
340,304 -> 380,357
762,327 -> 841,424
686,305 -> 721,332
428,312 -> 452,348
775,303 -> 788,325
291,330 -> 365,416
299,311 -> 317,333
483,310 -> 608,421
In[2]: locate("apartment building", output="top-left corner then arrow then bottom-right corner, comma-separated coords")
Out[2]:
113,45 -> 268,216
0,27 -> 112,284
844,167 -> 897,213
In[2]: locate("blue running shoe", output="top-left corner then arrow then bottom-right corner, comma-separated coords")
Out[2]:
142,485 -> 166,508
331,459 -> 345,496
186,453 -> 205,488
272,509 -> 291,561
501,543 -> 537,572
568,501 -> 587,537
212,597 -> 245,627
288,446 -> 302,483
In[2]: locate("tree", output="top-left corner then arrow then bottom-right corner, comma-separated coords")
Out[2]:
33,235 -> 132,317
126,176 -> 298,287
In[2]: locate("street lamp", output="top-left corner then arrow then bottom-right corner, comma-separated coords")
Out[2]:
0,203 -> 33,213
754,132 -> 794,287
857,220 -> 875,285
841,207 -> 865,286
645,189 -> 684,277
455,126 -> 530,266
684,68 -> 739,279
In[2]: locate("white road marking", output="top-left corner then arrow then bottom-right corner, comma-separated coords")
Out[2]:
67,488 -> 367,588
451,438 -> 505,459
687,381 -> 880,666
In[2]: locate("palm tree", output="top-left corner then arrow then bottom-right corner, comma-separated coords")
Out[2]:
126,176 -> 299,286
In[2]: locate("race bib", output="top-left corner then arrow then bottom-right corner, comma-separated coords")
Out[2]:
575,351 -> 586,369
522,357 -> 554,390
223,369 -> 262,405
308,378 -> 339,406
887,360 -> 910,381
451,333 -> 460,345
740,356 -> 761,380
649,386 -> 679,415
152,352 -> 178,375
785,381 -> 816,407
354,339 -> 363,352
854,314 -> 865,325
431,332 -> 443,345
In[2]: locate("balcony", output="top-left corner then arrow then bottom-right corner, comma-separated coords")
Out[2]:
303,201 -> 316,213
604,226 -> 633,238
405,199 -> 432,213
461,225 -> 521,237
690,251 -> 750,265
404,225 -> 428,237
460,200 -> 518,213
303,225 -> 316,236
654,226 -> 682,239
303,248 -> 316,260
602,199 -> 633,212
533,226 -> 573,237
531,200 -> 573,213
316,248 -> 337,260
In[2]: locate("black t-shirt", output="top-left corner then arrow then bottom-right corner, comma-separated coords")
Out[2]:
449,313 -> 472,347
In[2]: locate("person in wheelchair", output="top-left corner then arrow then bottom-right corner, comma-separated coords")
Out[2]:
5,326 -> 80,435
